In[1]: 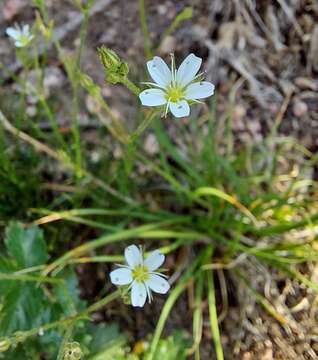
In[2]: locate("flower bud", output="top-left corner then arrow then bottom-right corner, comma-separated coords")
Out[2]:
97,46 -> 129,84
12,331 -> 27,344
64,341 -> 82,360
0,337 -> 11,352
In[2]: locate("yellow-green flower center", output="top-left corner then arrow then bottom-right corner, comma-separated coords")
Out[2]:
132,264 -> 149,282
16,34 -> 32,47
165,85 -> 185,103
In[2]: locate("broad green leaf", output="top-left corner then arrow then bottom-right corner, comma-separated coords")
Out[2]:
150,331 -> 191,360
0,283 -> 51,335
54,268 -> 86,314
4,222 -> 49,268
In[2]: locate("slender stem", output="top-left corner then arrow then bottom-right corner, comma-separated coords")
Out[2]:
120,77 -> 141,96
138,0 -> 152,59
193,272 -> 204,360
156,7 -> 192,52
0,273 -> 62,284
70,6 -> 91,176
207,267 -> 224,360
148,248 -> 212,359
56,326 -> 73,360
129,110 -> 158,142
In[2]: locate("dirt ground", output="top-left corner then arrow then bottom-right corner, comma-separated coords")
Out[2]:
0,0 -> 318,359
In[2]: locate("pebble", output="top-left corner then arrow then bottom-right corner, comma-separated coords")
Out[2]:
85,94 -> 101,114
144,133 -> 159,155
292,100 -> 308,118
159,36 -> 176,55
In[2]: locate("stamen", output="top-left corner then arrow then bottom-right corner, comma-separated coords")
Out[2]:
141,81 -> 164,89
170,53 -> 176,86
165,100 -> 171,117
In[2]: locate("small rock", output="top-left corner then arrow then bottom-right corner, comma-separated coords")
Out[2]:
242,352 -> 253,360
43,67 -> 65,95
26,105 -> 37,117
144,133 -> 159,155
295,77 -> 318,91
157,4 -> 168,16
99,27 -> 117,45
292,100 -> 308,118
260,347 -> 273,360
85,95 -> 101,114
232,104 -> 246,130
90,151 -> 101,163
247,119 -> 261,134
159,36 -> 176,55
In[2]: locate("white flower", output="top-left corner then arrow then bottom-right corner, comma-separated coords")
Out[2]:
6,24 -> 34,48
139,53 -> 215,118
110,245 -> 170,307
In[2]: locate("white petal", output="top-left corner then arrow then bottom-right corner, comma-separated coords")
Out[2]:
147,57 -> 172,88
22,25 -> 28,34
185,81 -> 215,100
125,245 -> 142,267
131,281 -> 147,307
15,41 -> 24,48
145,274 -> 170,294
169,100 -> 190,118
177,54 -> 202,87
110,268 -> 132,285
6,28 -> 20,40
139,88 -> 167,106
144,250 -> 165,271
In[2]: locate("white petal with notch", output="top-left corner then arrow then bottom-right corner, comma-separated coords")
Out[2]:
147,56 -> 172,88
169,100 -> 190,117
110,268 -> 132,285
185,81 -> 215,100
144,250 -> 165,271
139,88 -> 167,106
131,281 -> 147,307
177,54 -> 202,87
146,274 -> 170,294
6,28 -> 20,40
125,245 -> 142,267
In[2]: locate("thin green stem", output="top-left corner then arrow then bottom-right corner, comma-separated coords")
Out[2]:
0,273 -> 62,284
70,6 -> 91,176
129,110 -> 158,143
193,272 -> 204,360
156,7 -> 192,51
147,248 -> 212,360
138,0 -> 152,59
207,266 -> 224,360
120,77 -> 141,96
56,326 -> 73,360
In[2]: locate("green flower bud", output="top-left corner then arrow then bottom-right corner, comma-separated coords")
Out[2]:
12,331 -> 27,344
98,46 -> 129,84
0,337 -> 11,352
64,341 -> 82,360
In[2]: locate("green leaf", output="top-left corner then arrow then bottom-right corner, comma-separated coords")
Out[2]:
54,268 -> 86,314
4,222 -> 49,268
150,331 -> 191,360
0,283 -> 51,335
